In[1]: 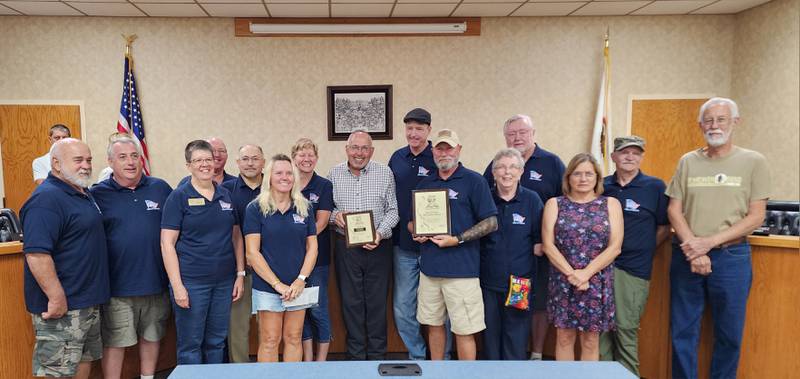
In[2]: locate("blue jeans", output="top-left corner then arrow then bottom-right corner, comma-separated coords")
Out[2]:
171,278 -> 234,365
302,265 -> 332,343
670,242 -> 752,379
393,246 -> 453,360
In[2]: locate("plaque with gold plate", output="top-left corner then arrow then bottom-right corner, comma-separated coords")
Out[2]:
412,188 -> 451,236
344,210 -> 376,248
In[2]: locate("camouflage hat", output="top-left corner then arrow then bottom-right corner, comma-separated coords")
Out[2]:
614,135 -> 645,152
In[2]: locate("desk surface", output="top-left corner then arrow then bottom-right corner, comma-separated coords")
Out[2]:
169,360 -> 636,379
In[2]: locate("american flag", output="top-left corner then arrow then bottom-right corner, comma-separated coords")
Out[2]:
117,55 -> 151,175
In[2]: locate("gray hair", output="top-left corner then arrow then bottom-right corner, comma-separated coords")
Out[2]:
106,134 -> 141,159
502,114 -> 535,133
698,97 -> 739,123
491,148 -> 525,171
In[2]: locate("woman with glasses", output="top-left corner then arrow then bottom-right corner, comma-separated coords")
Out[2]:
161,140 -> 245,364
245,154 -> 318,362
541,153 -> 623,361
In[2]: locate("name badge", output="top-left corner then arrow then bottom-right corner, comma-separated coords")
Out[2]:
188,198 -> 205,206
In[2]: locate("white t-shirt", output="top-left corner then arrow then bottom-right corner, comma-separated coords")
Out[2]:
32,153 -> 51,181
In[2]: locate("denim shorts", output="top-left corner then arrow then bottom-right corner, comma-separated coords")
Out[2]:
252,288 -> 314,313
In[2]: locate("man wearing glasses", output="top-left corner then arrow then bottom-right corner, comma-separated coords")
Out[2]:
328,129 -> 399,360
666,97 -> 769,379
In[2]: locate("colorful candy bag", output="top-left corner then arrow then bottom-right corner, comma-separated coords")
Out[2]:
504,275 -> 531,310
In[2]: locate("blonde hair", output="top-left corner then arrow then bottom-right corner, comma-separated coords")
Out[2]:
562,153 -> 604,196
290,138 -> 319,158
256,154 -> 310,218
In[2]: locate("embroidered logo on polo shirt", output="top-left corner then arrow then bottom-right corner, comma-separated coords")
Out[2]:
309,193 -> 319,203
144,200 -> 160,211
293,214 -> 306,224
512,213 -> 526,225
418,166 -> 430,177
625,199 -> 640,213
448,189 -> 459,200
530,170 -> 543,181
219,201 -> 233,211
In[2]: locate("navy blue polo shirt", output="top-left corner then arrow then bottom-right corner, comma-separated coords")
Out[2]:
221,175 -> 262,235
91,175 -> 173,297
21,174 -> 110,314
178,171 -> 237,187
301,173 -> 334,267
417,164 -> 497,278
243,202 -> 316,293
480,186 -> 544,292
603,171 -> 668,280
161,181 -> 238,284
483,144 -> 565,202
388,143 -> 437,252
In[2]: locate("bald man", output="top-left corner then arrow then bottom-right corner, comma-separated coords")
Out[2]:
208,137 -> 237,184
21,138 -> 110,378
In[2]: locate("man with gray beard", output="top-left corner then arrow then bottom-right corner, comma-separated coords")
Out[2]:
412,129 -> 498,360
21,138 -> 110,378
667,97 -> 770,379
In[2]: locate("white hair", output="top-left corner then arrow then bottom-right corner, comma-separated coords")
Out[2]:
491,148 -> 525,171
107,134 -> 142,159
502,114 -> 535,133
698,97 -> 740,123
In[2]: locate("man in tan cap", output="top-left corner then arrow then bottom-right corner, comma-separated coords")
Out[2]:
599,135 -> 670,375
411,129 -> 498,360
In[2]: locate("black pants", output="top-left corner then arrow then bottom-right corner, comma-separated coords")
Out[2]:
334,235 -> 393,360
481,288 -> 532,360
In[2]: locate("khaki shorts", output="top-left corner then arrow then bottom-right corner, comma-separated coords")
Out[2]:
32,306 -> 102,377
101,292 -> 171,347
416,273 -> 485,335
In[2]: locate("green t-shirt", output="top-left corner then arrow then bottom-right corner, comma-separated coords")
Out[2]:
666,146 -> 770,238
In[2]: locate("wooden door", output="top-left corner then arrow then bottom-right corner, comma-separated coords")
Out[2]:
631,98 -> 708,379
0,104 -> 82,214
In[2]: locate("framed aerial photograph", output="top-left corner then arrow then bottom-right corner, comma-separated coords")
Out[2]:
327,85 -> 393,141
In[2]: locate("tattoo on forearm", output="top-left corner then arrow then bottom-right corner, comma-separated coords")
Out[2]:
460,216 -> 498,242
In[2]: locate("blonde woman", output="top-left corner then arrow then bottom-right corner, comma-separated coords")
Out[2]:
541,153 -> 623,361
244,154 -> 318,362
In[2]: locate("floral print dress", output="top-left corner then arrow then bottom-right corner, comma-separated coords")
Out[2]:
547,196 -> 615,332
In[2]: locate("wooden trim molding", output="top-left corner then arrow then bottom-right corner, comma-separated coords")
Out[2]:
234,17 -> 481,37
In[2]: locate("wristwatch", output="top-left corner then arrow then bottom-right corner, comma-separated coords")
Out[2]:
236,271 -> 246,277
457,235 -> 465,245
297,274 -> 307,282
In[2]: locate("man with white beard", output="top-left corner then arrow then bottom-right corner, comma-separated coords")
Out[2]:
666,97 -> 770,379
21,138 -> 110,378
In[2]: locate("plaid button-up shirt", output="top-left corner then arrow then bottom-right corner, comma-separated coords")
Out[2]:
328,160 -> 399,240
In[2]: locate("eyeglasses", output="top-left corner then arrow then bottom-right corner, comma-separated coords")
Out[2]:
347,145 -> 373,153
570,172 -> 596,179
190,158 -> 214,165
701,116 -> 731,126
493,164 -> 521,172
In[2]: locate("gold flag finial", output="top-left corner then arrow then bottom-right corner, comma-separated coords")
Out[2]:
122,34 -> 137,57
604,27 -> 610,48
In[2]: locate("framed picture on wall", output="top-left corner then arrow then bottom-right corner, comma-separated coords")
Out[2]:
327,85 -> 393,141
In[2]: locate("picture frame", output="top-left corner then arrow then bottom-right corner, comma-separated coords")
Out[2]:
343,210 -> 377,248
327,85 -> 393,141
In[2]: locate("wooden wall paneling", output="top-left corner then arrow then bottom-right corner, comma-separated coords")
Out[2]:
0,105 -> 81,214
0,250 -> 34,379
637,241 -> 672,379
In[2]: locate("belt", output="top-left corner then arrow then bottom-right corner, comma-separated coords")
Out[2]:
717,237 -> 746,249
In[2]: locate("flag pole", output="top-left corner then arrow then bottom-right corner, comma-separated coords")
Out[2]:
122,34 -> 137,137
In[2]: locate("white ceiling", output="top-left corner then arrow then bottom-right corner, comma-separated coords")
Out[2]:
0,0 -> 773,17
